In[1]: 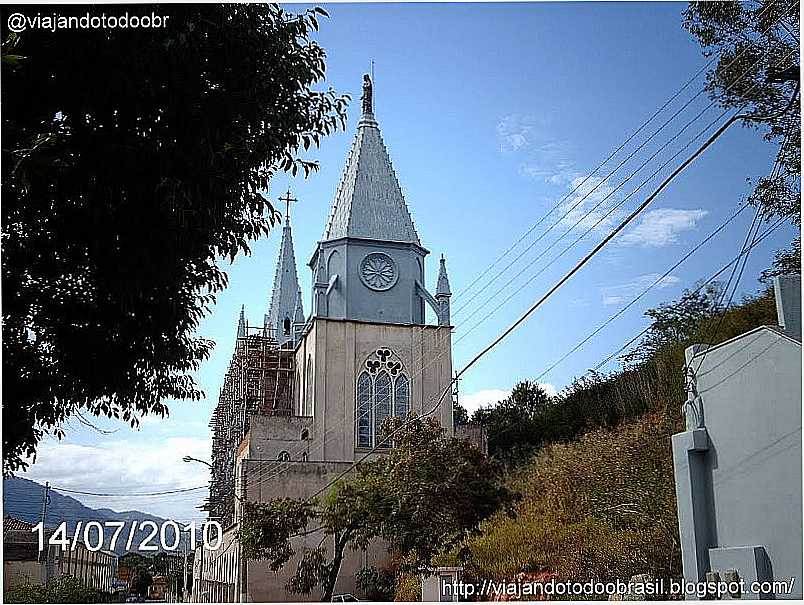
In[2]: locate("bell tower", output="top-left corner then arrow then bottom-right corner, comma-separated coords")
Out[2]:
309,75 -> 450,326
295,74 -> 454,464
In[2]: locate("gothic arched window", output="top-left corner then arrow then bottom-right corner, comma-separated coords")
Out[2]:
295,370 -> 301,415
374,371 -> 392,447
305,356 -> 313,416
394,374 -> 409,420
278,451 -> 290,462
356,372 -> 373,448
355,349 -> 411,449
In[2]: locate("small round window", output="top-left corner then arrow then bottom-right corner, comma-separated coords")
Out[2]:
359,252 -> 398,291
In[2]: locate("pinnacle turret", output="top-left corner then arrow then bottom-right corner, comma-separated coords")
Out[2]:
237,305 -> 246,338
436,255 -> 452,326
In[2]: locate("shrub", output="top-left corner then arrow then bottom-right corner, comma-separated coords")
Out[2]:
464,414 -> 681,597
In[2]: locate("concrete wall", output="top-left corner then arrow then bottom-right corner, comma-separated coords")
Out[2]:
3,560 -> 43,588
455,423 -> 489,455
673,327 -> 802,599
192,529 -> 239,603
3,531 -> 116,594
225,316 -> 453,602
243,415 -> 314,462
295,317 -> 453,463
233,460 -> 392,603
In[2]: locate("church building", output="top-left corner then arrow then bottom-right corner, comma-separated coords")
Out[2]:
199,75 -> 458,602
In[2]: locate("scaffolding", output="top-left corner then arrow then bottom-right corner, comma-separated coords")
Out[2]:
207,324 -> 296,527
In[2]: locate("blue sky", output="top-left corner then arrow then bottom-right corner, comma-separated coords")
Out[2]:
20,2 -> 798,520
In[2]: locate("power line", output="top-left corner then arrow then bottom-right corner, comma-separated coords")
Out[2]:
452,48 -> 797,331
534,202 -> 753,381
244,5 -> 798,490
451,0 -> 791,310
590,216 -> 787,373
51,485 -> 207,497
245,55 -> 776,492
452,0 -> 786,303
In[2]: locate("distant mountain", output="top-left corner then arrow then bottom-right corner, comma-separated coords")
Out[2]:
3,476 -> 193,555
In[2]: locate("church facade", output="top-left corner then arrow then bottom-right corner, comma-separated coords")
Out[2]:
198,75 -> 456,602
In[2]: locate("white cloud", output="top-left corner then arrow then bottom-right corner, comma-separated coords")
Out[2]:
496,115 -> 537,152
22,436 -> 211,521
460,384 -> 557,416
460,389 -> 510,415
557,174 -> 624,234
620,208 -> 708,248
497,114 -> 582,185
600,273 -> 681,306
521,158 -> 580,186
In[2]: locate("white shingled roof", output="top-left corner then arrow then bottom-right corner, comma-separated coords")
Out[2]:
321,114 -> 420,245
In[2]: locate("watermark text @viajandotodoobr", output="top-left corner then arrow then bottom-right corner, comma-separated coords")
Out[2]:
7,11 -> 169,34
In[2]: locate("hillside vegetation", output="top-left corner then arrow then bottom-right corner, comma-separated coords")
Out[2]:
457,283 -> 780,597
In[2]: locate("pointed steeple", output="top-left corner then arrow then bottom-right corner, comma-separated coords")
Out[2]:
436,255 -> 451,297
435,255 -> 452,326
237,305 -> 246,338
293,287 -> 305,324
266,193 -> 303,346
320,74 -> 420,245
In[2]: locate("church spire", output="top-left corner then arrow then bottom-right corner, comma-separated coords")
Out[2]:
266,192 -> 303,346
237,304 -> 246,338
320,74 -> 420,245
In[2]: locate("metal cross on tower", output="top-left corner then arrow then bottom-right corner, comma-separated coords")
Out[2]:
279,189 -> 298,223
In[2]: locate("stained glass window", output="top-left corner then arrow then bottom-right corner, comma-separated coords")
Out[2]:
374,371 -> 392,448
394,374 -> 409,420
356,372 -> 373,448
356,349 -> 411,449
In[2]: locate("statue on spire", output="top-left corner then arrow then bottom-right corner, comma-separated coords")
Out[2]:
361,74 -> 373,115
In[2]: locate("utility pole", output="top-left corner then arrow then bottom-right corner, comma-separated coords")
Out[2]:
183,537 -> 189,603
38,482 -> 51,581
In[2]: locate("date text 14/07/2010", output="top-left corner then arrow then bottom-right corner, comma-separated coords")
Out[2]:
31,520 -> 223,553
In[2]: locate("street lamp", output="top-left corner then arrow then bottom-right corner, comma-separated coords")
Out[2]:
181,455 -> 216,603
182,455 -> 213,470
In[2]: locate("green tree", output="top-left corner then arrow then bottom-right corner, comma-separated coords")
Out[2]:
683,1 -> 800,278
130,565 -> 154,598
1,4 -> 349,473
760,236 -> 801,283
239,415 -> 510,601
452,400 -> 470,426
355,566 -> 397,601
5,576 -> 108,603
622,282 -> 723,364
472,381 -> 554,466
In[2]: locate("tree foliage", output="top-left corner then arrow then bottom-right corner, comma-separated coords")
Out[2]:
471,381 -> 554,466
355,566 -> 397,601
1,4 -> 349,473
4,576 -> 111,603
239,415 -> 510,601
760,236 -> 801,283
683,1 -> 800,225
452,399 -> 470,426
